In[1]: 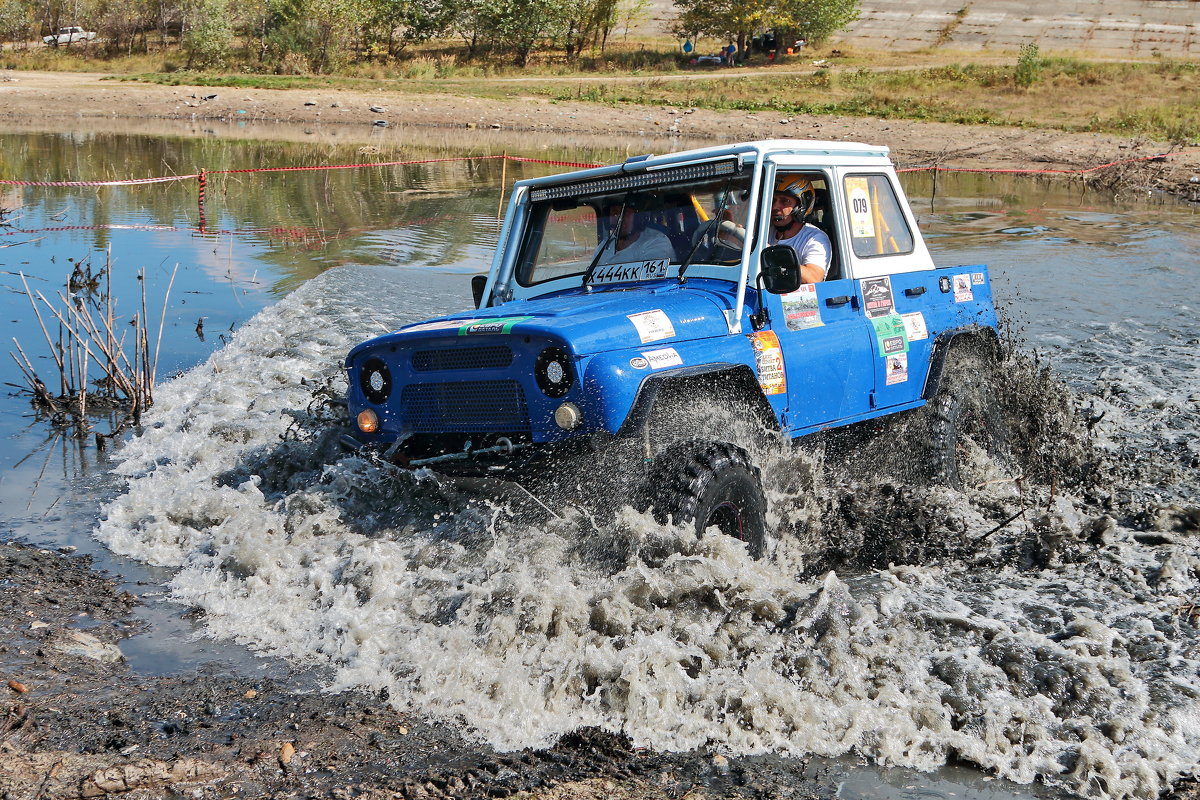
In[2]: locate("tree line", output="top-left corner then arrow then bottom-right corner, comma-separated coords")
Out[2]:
0,0 -> 858,71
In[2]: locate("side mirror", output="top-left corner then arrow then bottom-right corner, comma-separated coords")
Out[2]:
759,245 -> 802,295
471,275 -> 488,308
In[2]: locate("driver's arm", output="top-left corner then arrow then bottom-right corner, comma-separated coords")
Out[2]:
800,262 -> 825,284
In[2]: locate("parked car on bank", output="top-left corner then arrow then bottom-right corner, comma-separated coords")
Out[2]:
342,140 -> 1000,555
43,26 -> 96,46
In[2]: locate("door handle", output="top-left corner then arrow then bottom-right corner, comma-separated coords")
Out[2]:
825,295 -> 852,307
904,286 -> 927,297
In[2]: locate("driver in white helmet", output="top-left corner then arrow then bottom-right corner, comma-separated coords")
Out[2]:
770,176 -> 829,284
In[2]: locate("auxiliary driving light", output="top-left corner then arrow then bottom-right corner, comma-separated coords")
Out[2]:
554,402 -> 582,430
359,356 -> 392,404
535,347 -> 573,398
357,409 -> 380,434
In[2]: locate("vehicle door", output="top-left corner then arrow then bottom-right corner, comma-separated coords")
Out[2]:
840,171 -> 935,410
760,162 -> 876,433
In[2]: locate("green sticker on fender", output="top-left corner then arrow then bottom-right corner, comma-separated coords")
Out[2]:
458,316 -> 532,335
871,314 -> 909,357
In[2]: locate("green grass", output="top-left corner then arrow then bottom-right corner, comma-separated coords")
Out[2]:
30,44 -> 1200,145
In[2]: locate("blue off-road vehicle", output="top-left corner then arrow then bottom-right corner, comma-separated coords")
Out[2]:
343,140 -> 999,555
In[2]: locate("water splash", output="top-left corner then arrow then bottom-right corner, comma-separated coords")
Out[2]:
97,265 -> 1200,799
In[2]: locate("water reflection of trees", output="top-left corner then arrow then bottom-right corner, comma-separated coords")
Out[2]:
0,132 -> 597,288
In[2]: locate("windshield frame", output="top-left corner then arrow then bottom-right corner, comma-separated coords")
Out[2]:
511,160 -> 757,290
490,149 -> 766,333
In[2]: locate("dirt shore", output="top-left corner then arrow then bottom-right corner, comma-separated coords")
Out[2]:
2,70 -> 1199,200
1,540 -> 842,800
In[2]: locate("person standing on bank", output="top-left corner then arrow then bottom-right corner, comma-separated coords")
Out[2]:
770,177 -> 829,284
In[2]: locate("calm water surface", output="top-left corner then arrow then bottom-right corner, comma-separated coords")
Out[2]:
1,131 -> 1197,799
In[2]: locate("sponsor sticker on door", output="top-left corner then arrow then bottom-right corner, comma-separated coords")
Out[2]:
749,331 -> 786,395
871,314 -> 909,357
900,311 -> 928,341
782,283 -> 824,330
860,276 -> 895,319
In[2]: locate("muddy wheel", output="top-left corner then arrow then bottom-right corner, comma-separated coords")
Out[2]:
928,339 -> 1011,488
641,440 -> 768,557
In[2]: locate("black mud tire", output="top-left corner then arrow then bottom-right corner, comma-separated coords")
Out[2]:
927,339 -> 1011,489
641,440 -> 768,558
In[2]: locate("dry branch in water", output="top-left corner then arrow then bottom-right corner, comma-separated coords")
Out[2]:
7,249 -> 177,440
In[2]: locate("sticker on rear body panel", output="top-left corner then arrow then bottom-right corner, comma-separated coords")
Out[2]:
627,309 -> 675,343
458,316 -> 532,335
642,347 -> 683,369
886,352 -> 908,385
871,314 -> 909,357
900,312 -> 928,341
749,331 -> 786,395
860,276 -> 895,319
972,271 -> 986,285
781,284 -> 824,330
953,274 -> 974,303
591,260 -> 670,285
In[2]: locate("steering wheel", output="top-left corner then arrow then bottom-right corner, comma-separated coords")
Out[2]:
690,220 -> 745,264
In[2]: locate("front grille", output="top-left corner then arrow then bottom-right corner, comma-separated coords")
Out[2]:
401,380 -> 530,433
412,345 -> 513,372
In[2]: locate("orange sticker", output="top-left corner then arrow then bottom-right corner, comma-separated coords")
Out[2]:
749,331 -> 787,395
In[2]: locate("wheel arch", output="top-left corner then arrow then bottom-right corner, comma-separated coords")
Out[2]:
616,363 -> 780,439
922,324 -> 1001,400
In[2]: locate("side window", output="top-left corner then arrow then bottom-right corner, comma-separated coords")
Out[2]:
843,174 -> 914,258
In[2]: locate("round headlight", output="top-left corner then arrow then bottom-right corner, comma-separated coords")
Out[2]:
535,347 -> 573,398
357,409 -> 380,434
359,356 -> 392,404
554,402 -> 582,430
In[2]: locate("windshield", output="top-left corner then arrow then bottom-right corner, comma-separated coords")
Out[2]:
515,170 -> 754,287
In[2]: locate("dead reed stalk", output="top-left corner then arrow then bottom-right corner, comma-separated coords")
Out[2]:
7,251 -> 178,438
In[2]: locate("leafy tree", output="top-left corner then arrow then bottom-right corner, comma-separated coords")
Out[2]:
460,0 -> 567,66
616,0 -> 649,41
184,0 -> 233,67
781,0 -> 857,46
559,0 -> 618,58
0,0 -> 36,46
363,0 -> 453,59
672,0 -> 858,54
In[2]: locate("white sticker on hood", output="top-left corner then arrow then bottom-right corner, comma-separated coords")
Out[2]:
627,310 -> 675,344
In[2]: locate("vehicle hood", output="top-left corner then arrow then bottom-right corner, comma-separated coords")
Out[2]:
347,280 -> 741,360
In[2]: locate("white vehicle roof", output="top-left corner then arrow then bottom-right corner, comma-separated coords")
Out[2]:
513,139 -> 894,191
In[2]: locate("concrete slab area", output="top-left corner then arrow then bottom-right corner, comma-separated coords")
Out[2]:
836,0 -> 1200,56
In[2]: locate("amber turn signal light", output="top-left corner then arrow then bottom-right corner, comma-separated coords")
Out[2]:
357,409 -> 379,433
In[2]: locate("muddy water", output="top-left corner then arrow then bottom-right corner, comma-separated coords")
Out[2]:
2,132 -> 1198,799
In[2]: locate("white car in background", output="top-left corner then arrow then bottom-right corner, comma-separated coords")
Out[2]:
43,26 -> 96,46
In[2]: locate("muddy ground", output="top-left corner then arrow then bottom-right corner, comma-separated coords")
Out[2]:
0,540 -> 844,800
2,70 -> 1200,201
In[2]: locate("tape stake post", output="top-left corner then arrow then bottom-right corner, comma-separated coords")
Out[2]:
197,169 -> 207,234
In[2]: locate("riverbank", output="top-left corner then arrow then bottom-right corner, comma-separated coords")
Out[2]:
1,540 -> 844,800
2,70 -> 1198,201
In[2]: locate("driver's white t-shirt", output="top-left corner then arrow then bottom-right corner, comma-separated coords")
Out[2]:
594,227 -> 675,265
770,223 -> 830,278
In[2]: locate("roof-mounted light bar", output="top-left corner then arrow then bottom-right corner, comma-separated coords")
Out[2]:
529,158 -> 738,203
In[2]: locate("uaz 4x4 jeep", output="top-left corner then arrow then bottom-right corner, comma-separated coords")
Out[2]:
344,140 -> 998,555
